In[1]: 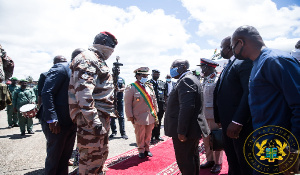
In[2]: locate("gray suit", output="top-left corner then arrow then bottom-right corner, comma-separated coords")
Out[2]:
164,72 -> 210,175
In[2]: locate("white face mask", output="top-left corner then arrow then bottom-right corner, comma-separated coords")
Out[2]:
140,77 -> 148,84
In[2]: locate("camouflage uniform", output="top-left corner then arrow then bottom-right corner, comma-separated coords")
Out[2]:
7,84 -> 19,126
12,87 -> 35,133
69,49 -> 115,175
0,55 -> 14,82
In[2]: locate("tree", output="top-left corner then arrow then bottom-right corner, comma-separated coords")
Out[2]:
26,76 -> 34,87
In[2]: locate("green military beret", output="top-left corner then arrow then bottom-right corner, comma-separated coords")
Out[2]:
10,77 -> 18,81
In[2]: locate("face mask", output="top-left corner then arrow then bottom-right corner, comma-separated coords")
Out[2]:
152,76 -> 159,80
166,79 -> 171,82
220,50 -> 226,59
140,77 -> 148,84
170,67 -> 179,78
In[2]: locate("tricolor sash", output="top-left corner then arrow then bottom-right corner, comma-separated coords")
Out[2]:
132,81 -> 158,122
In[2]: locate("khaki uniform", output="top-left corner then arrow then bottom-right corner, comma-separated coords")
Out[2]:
124,82 -> 158,153
69,49 -> 114,175
202,72 -> 223,164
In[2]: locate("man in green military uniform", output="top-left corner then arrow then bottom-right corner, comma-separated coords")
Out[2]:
12,79 -> 36,136
7,77 -> 19,128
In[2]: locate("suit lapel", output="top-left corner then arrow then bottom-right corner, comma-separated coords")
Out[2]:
217,58 -> 236,92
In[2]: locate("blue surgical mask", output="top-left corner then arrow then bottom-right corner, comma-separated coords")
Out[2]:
166,78 -> 171,82
170,67 -> 179,78
140,77 -> 148,84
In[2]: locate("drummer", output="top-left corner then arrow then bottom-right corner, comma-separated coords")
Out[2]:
12,79 -> 36,136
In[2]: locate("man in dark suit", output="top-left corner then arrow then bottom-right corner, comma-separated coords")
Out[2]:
164,74 -> 175,97
148,69 -> 166,142
164,59 -> 210,175
213,36 -> 253,175
41,55 -> 76,175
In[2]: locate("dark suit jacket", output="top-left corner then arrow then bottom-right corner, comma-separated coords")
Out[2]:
38,72 -> 47,97
41,62 -> 73,126
213,58 -> 253,130
164,72 -> 210,139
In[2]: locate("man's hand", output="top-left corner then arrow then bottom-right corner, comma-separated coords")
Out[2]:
49,121 -> 61,134
93,124 -> 103,136
178,134 -> 187,142
217,123 -> 222,128
226,122 -> 242,139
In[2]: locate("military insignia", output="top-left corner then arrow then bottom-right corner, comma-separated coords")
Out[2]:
136,97 -> 140,101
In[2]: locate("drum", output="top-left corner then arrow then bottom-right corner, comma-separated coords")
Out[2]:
19,104 -> 38,118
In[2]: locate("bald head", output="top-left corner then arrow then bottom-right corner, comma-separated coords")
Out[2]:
53,55 -> 67,64
221,36 -> 233,59
232,25 -> 265,47
295,40 -> 300,49
170,59 -> 189,79
71,48 -> 85,61
231,25 -> 265,61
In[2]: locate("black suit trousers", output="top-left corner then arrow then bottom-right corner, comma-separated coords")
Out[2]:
172,137 -> 200,175
41,121 -> 76,175
223,123 -> 253,175
152,101 -> 164,138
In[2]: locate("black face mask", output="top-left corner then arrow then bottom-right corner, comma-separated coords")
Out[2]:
220,50 -> 226,59
153,76 -> 159,80
233,45 -> 247,60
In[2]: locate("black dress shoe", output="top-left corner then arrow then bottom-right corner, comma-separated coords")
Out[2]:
121,134 -> 128,140
28,130 -> 35,134
150,138 -> 155,143
138,153 -> 145,159
109,133 -> 117,138
21,131 -> 25,136
200,161 -> 215,169
211,164 -> 222,174
144,151 -> 153,157
13,124 -> 19,127
155,136 -> 164,141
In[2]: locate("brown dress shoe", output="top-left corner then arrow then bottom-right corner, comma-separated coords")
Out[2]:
200,161 -> 215,169
211,164 -> 222,174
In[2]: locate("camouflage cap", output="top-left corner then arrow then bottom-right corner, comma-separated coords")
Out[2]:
134,67 -> 150,74
10,77 -> 18,81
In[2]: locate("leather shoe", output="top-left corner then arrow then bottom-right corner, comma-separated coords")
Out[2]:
211,164 -> 222,174
109,133 -> 117,138
121,134 -> 128,140
155,136 -> 164,141
200,161 -> 215,169
21,131 -> 25,136
13,124 -> 19,127
144,151 -> 153,157
138,153 -> 145,159
28,130 -> 35,134
150,138 -> 155,143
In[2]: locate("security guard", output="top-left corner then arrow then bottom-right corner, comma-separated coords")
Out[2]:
7,77 -> 19,128
109,71 -> 128,140
124,67 -> 159,159
148,69 -> 166,142
198,58 -> 223,174
12,79 -> 36,136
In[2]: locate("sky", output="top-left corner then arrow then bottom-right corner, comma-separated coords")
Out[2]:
0,0 -> 300,84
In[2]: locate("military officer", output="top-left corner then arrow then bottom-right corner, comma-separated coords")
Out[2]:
124,67 -> 159,159
12,79 -> 36,136
69,31 -> 118,175
148,69 -> 166,142
7,77 -> 19,128
198,58 -> 223,173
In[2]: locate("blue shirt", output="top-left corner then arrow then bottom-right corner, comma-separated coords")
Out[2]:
249,48 -> 300,142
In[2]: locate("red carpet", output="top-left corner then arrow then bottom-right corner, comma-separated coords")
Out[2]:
105,136 -> 228,175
